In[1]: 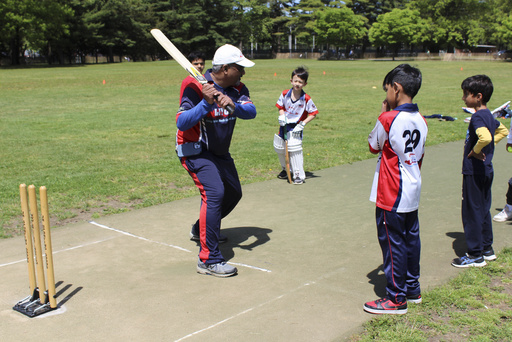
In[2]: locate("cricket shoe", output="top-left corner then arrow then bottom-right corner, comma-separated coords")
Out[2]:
293,178 -> 304,185
277,170 -> 288,179
493,206 -> 512,222
363,298 -> 407,315
197,259 -> 237,277
190,226 -> 227,243
483,248 -> 497,261
451,254 -> 486,268
406,294 -> 422,304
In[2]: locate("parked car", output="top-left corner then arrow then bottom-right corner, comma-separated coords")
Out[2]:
496,50 -> 512,59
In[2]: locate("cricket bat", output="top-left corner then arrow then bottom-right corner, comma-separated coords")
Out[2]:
283,126 -> 292,184
151,29 -> 234,114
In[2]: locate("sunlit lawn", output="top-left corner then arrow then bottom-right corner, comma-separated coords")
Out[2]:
2,58 -> 511,237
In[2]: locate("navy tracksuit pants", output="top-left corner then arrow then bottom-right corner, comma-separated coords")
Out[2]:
461,173 -> 494,256
181,151 -> 242,265
376,208 -> 421,304
506,177 -> 512,205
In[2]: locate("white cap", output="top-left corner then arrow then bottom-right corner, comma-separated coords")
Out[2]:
212,44 -> 255,67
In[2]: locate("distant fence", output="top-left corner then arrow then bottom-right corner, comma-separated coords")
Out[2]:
275,52 -> 321,59
1,51 -> 504,66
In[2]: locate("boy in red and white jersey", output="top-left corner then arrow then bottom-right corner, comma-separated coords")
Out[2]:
365,64 -> 428,315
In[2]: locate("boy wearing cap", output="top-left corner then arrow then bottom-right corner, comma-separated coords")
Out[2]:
176,44 -> 256,277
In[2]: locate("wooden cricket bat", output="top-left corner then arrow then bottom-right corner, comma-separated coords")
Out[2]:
284,128 -> 292,184
150,29 -> 234,114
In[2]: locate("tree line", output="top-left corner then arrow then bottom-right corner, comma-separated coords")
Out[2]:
1,0 -> 512,65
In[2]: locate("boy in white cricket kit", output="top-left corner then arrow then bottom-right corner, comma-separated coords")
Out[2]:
274,66 -> 318,184
365,64 -> 427,315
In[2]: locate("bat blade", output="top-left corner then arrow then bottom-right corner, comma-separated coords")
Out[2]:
151,28 -> 235,114
284,141 -> 292,184
151,29 -> 207,84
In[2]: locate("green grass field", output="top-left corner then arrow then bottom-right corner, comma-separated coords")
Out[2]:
1,59 -> 512,237
350,248 -> 512,341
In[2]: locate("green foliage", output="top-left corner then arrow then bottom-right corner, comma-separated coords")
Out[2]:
347,0 -> 408,25
408,0 -> 492,50
314,6 -> 368,49
3,0 -> 512,65
369,8 -> 425,56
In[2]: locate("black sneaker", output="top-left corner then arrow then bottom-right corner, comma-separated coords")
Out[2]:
451,253 -> 486,268
190,226 -> 228,243
483,248 -> 497,261
406,294 -> 422,304
363,298 -> 407,315
277,170 -> 288,179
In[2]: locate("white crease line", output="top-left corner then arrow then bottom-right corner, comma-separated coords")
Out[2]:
175,289 -> 295,341
228,262 -> 271,273
0,237 -> 116,268
174,308 -> 256,341
174,294 -> 285,342
89,221 -> 192,253
88,222 -> 273,273
173,270 -> 342,341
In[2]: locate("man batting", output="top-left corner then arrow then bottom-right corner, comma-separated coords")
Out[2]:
176,44 -> 256,277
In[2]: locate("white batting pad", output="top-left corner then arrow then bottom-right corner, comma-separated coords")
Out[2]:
273,134 -> 286,169
287,135 -> 303,152
289,150 -> 305,180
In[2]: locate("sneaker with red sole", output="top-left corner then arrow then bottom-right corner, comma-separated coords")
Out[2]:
363,298 -> 408,315
406,294 -> 422,304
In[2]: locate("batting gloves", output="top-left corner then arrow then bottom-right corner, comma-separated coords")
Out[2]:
292,121 -> 305,137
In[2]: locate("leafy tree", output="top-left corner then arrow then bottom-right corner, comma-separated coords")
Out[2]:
236,0 -> 273,55
369,8 -> 425,59
287,0 -> 331,50
268,0 -> 294,55
345,0 -> 408,54
408,0 -> 491,51
346,0 -> 409,25
485,0 -> 512,49
31,0 -> 74,64
0,0 -> 31,64
314,5 -> 368,57
0,0 -> 72,65
150,0 -> 241,58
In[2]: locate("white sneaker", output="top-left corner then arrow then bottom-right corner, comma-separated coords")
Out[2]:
493,206 -> 512,222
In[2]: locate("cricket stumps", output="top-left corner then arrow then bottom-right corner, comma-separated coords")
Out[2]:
13,184 -> 57,317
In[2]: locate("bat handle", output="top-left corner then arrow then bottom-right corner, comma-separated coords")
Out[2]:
213,94 -> 235,114
225,104 -> 235,114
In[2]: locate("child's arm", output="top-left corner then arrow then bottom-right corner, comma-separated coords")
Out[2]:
302,114 -> 316,125
494,122 -> 508,144
468,127 -> 492,161
278,109 -> 286,126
